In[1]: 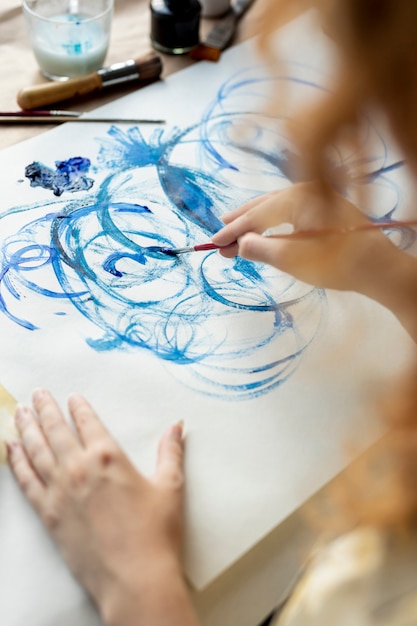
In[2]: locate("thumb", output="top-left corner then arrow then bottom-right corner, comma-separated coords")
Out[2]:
238,232 -> 290,268
154,422 -> 185,488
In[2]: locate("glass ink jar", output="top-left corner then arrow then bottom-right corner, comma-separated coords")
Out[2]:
150,0 -> 201,55
22,0 -> 113,80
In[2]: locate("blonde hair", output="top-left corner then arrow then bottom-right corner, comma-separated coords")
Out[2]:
256,0 -> 417,177
257,0 -> 417,530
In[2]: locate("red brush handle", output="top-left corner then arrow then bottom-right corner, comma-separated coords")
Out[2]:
193,243 -> 219,252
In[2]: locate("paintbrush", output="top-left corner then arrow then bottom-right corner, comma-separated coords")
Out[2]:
0,110 -> 165,124
17,53 -> 163,110
190,0 -> 255,62
160,219 -> 417,255
161,242 -> 222,255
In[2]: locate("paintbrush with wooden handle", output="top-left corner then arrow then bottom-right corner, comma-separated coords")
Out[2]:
17,53 -> 163,110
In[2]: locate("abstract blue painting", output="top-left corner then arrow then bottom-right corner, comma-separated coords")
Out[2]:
0,65 -> 410,401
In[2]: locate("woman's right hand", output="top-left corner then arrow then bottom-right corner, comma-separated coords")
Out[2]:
212,182 -> 399,294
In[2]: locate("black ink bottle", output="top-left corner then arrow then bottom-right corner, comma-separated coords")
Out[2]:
150,0 -> 201,55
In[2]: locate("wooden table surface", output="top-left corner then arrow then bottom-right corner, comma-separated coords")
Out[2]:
0,0 -> 262,150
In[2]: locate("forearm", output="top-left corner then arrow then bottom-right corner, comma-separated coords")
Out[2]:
100,560 -> 200,626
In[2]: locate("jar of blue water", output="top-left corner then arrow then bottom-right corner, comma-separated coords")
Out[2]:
22,0 -> 113,81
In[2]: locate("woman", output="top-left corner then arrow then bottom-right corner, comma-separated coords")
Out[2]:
7,1 -> 417,624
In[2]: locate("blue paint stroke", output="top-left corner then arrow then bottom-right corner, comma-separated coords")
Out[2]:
0,63 -> 411,399
97,125 -> 226,236
25,157 -> 94,196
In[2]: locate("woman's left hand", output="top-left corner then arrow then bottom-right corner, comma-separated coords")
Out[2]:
7,389 -> 197,626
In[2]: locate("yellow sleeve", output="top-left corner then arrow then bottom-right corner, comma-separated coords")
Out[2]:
0,384 -> 18,464
272,528 -> 385,626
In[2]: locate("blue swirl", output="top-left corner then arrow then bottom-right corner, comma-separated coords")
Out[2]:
0,64 -> 409,399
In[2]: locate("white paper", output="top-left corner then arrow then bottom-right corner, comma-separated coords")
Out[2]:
0,15 -> 415,625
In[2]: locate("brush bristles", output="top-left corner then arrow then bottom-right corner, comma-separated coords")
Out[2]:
134,53 -> 163,80
161,246 -> 195,255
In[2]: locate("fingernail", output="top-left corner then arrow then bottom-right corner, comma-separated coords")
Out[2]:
32,388 -> 46,403
170,420 -> 184,441
67,392 -> 83,406
15,404 -> 30,424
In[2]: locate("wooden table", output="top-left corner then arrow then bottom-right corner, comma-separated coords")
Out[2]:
0,0 -> 264,149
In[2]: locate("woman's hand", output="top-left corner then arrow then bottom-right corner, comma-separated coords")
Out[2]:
212,182 -> 399,293
7,389 -> 198,626
213,181 -> 417,341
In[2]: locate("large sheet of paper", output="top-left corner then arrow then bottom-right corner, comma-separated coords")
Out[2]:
0,14 -> 414,625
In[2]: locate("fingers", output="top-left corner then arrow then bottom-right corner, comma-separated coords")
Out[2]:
154,422 -> 185,489
213,191 -> 293,249
7,440 -> 46,507
67,393 -> 110,448
217,242 -> 239,259
238,232 -> 302,272
212,204 -> 266,247
238,232 -> 282,266
14,404 -> 56,483
220,192 -> 274,224
32,388 -> 80,460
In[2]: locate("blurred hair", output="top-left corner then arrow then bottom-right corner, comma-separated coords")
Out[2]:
257,0 -> 417,174
256,0 -> 417,530
307,368 -> 417,533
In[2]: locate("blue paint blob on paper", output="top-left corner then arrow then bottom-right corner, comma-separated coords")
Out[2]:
25,157 -> 94,196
